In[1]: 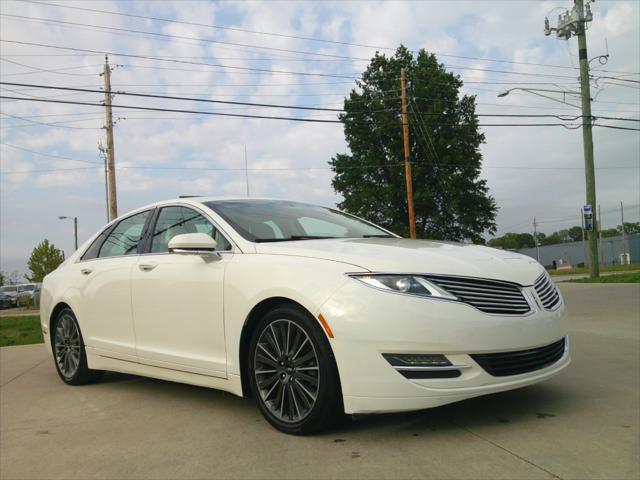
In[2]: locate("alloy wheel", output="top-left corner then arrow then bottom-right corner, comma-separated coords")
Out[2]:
54,313 -> 81,379
253,319 -> 320,423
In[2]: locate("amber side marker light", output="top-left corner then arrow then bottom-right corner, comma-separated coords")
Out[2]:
318,314 -> 334,338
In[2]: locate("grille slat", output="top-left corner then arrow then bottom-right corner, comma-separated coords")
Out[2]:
534,274 -> 561,310
430,280 -> 518,294
462,299 -> 529,306
537,283 -> 554,297
539,290 -> 557,303
476,342 -> 565,362
425,275 -> 531,315
471,338 -> 566,376
478,344 -> 565,368
455,295 -> 529,304
442,284 -> 522,299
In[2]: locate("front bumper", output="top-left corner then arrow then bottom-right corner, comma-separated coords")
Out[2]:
319,279 -> 570,414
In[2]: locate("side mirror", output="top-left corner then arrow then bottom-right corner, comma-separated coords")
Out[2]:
168,233 -> 220,259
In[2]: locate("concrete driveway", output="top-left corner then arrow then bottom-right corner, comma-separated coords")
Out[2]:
1,284 -> 638,480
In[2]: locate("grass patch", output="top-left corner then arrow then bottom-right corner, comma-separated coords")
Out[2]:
549,263 -> 639,276
567,272 -> 640,283
0,315 -> 43,347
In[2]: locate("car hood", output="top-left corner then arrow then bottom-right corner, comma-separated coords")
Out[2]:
255,237 -> 544,286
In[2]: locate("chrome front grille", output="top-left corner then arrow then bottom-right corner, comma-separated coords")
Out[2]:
534,273 -> 561,310
425,275 -> 531,315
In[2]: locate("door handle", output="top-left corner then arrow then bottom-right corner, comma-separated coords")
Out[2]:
138,263 -> 157,272
80,268 -> 93,275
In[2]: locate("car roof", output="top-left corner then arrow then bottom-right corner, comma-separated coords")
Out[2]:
131,197 -> 323,213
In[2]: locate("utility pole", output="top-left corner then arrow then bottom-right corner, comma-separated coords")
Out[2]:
620,201 -> 627,262
98,142 -> 109,223
400,68 -> 416,239
533,217 -> 540,262
244,144 -> 250,197
545,0 -> 599,278
102,55 -> 118,221
598,204 -> 603,265
581,209 -> 587,267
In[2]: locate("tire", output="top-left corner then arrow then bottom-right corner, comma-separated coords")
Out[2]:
52,308 -> 103,385
248,304 -> 342,435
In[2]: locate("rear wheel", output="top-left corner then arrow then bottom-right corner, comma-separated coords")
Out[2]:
248,304 -> 342,434
52,308 -> 103,385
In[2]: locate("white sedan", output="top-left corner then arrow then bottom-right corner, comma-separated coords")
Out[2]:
40,198 -> 569,434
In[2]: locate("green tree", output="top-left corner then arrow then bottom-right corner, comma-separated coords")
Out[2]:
621,222 -> 640,235
330,46 -> 496,242
567,226 -> 584,242
601,228 -> 619,238
26,239 -> 64,283
541,231 -> 564,246
488,233 -> 535,250
0,271 -> 4,287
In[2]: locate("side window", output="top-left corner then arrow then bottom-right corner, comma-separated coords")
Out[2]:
98,210 -> 151,258
150,206 -> 231,253
81,230 -> 109,261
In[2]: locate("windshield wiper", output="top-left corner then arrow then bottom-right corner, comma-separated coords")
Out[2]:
254,235 -> 336,243
362,234 -> 393,238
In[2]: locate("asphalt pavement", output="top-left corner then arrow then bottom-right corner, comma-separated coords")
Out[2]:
1,283 -> 638,479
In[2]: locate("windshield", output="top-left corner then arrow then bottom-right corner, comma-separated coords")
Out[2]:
0,286 -> 17,293
205,200 -> 393,242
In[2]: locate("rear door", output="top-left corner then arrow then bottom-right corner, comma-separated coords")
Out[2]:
131,205 -> 233,376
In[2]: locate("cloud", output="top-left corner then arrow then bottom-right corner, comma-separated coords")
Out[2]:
1,0 -> 639,274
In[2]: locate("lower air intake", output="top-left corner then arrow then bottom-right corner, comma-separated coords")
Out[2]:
471,338 -> 566,377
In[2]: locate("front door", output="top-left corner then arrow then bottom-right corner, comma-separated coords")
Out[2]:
75,209 -> 152,361
131,205 -> 232,376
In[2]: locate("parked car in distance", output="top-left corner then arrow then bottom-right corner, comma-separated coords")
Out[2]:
0,286 -> 18,308
0,291 -> 15,309
40,198 -> 569,434
16,283 -> 40,306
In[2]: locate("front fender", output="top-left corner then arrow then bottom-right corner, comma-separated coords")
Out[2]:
224,254 -> 358,376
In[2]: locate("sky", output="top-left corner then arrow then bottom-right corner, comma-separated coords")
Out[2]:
1,0 -> 639,277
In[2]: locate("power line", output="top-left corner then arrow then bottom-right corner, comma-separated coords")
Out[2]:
21,0 -> 640,76
0,58 -> 101,76
0,34 -> 604,82
0,111 -> 103,130
0,95 -> 344,123
0,81 -> 346,112
1,167 -> 99,174
3,96 -> 625,129
3,142 -> 636,173
4,82 -> 638,123
594,124 -> 640,131
0,116 -> 104,129
0,39 -> 359,79
0,13 -> 367,63
0,142 -> 102,164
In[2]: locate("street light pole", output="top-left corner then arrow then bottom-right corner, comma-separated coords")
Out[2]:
58,216 -> 78,251
73,217 -> 78,250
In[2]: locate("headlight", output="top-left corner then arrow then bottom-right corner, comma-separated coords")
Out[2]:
349,274 -> 458,300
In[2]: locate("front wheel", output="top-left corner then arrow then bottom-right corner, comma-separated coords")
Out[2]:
52,308 -> 103,385
248,305 -> 342,434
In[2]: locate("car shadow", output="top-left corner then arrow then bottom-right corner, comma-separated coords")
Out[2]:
94,371 -> 579,437
328,383 -> 580,437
